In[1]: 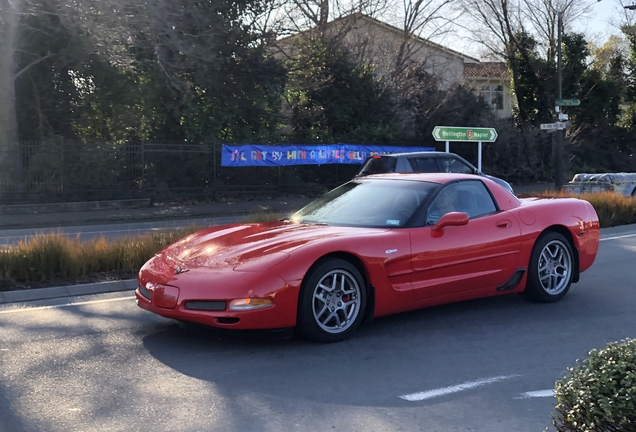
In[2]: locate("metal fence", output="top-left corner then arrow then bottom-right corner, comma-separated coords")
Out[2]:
0,141 -> 365,204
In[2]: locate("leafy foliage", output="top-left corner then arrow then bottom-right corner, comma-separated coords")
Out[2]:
284,38 -> 398,143
13,0 -> 286,144
619,24 -> 636,129
553,338 -> 636,432
390,63 -> 496,142
481,120 -> 554,184
7,3 -> 636,194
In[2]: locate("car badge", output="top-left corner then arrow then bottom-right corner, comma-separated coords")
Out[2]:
175,267 -> 190,275
385,249 -> 398,254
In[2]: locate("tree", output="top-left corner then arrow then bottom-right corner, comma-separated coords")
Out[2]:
0,0 -> 22,198
620,23 -> 636,128
10,0 -> 287,144
389,62 -> 496,140
507,31 -> 554,125
454,0 -> 592,124
284,38 -> 398,142
390,0 -> 457,77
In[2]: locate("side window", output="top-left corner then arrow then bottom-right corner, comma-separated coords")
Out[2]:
426,181 -> 497,224
443,158 -> 475,174
455,181 -> 497,218
426,184 -> 461,225
408,157 -> 439,173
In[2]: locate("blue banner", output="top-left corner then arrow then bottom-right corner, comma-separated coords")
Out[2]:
222,144 -> 434,167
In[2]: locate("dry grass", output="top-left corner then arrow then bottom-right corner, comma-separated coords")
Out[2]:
0,227 -> 200,288
519,190 -> 636,228
241,209 -> 290,223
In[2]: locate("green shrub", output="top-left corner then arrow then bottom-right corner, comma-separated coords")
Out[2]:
553,338 -> 636,431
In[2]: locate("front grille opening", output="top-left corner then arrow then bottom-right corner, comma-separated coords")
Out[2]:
217,317 -> 240,324
139,284 -> 151,300
184,300 -> 227,311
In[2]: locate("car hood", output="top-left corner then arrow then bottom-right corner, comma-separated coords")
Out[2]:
156,222 -> 383,271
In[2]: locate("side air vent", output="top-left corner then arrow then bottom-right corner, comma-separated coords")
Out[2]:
496,268 -> 526,291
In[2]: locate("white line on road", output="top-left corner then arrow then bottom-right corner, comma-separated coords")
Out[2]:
399,375 -> 519,401
516,389 -> 555,399
0,296 -> 136,315
601,233 -> 636,241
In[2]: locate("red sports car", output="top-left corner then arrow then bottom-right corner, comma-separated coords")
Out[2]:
136,173 -> 600,342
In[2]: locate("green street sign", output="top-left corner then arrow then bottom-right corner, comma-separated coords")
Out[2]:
432,126 -> 498,142
555,98 -> 580,106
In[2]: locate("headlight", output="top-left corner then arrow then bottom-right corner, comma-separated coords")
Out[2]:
228,298 -> 273,311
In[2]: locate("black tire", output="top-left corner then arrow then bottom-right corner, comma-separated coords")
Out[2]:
522,232 -> 574,303
297,257 -> 367,343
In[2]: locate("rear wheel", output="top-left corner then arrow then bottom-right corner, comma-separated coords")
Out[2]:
522,232 -> 574,303
297,258 -> 366,343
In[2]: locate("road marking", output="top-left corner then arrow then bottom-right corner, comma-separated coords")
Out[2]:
517,389 -> 555,399
601,233 -> 636,242
0,296 -> 135,315
399,375 -> 518,401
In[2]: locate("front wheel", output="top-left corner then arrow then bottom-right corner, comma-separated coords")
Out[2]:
297,258 -> 367,343
522,232 -> 574,303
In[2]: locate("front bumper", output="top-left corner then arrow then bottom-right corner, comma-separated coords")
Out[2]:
135,276 -> 300,330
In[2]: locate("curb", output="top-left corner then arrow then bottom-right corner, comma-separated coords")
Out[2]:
0,199 -> 314,229
0,199 -> 151,216
0,279 -> 137,304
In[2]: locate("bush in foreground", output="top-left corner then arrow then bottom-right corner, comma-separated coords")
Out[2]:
553,338 -> 636,432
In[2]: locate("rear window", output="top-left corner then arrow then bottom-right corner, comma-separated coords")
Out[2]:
440,157 -> 475,174
359,156 -> 398,175
407,157 -> 439,172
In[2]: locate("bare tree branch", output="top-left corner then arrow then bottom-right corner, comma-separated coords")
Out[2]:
14,51 -> 53,79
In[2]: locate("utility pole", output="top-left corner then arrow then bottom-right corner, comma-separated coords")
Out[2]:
554,11 -> 564,191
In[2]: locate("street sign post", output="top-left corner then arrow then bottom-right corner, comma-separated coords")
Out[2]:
555,98 -> 580,106
432,126 -> 498,142
431,126 -> 498,171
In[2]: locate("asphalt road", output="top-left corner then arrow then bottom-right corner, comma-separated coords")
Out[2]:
1,229 -> 635,432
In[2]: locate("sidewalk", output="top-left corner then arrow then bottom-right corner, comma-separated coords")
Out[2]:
1,183 -> 556,230
0,194 -> 316,229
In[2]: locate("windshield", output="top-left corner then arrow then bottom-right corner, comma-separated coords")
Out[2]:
291,179 -> 437,227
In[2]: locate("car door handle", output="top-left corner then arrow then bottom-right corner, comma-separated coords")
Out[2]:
496,220 -> 512,228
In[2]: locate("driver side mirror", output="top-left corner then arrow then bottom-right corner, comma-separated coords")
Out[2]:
432,211 -> 469,232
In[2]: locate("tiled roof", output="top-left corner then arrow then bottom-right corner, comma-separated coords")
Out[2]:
276,13 -> 481,64
349,14 -> 481,63
464,62 -> 509,79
